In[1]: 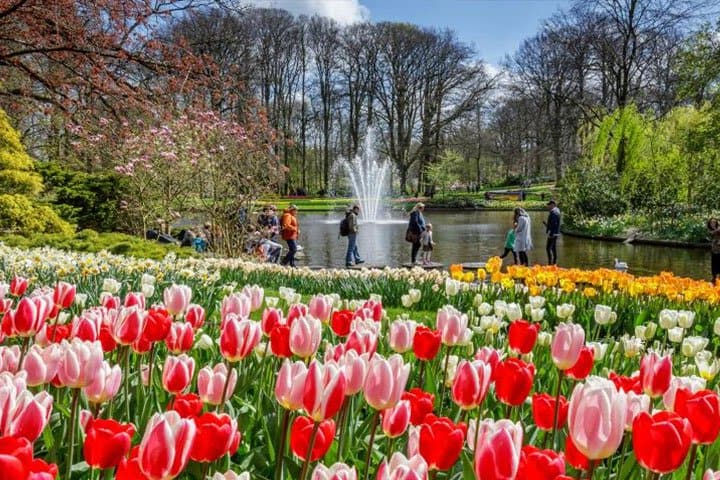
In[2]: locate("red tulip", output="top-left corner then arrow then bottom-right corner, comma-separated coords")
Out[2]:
138,411 -> 197,480
331,310 -> 353,337
261,307 -> 284,335
269,324 -> 291,358
111,306 -> 147,346
164,322 -> 194,354
609,372 -> 642,394
290,416 -> 335,461
532,393 -> 568,432
674,389 -> 720,445
9,276 -> 28,296
517,445 -> 565,480
142,307 -> 172,343
2,296 -> 52,337
564,435 -> 589,471
402,388 -> 435,426
640,352 -> 672,398
451,359 -> 492,410
382,400 -> 411,439
303,360 -> 347,421
189,412 -> 241,463
632,411 -> 692,474
98,323 -> 117,353
124,292 -> 146,310
0,435 -> 32,479
116,446 -> 147,480
101,293 -> 120,310
413,326 -> 441,361
565,347 -> 594,381
167,393 -> 203,419
474,419 -> 523,480
82,417 -> 136,469
29,458 -> 59,479
419,415 -> 466,471
220,317 -> 261,362
184,304 -> 205,330
162,354 -> 195,394
508,320 -> 540,354
53,281 -> 76,309
494,358 -> 535,406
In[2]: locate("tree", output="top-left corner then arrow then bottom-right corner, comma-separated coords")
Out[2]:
425,149 -> 463,197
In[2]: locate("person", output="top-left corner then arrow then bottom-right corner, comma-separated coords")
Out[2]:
258,205 -> 280,241
345,204 -> 364,267
708,217 -> 720,283
500,221 -> 518,264
513,207 -> 532,266
280,204 -> 299,267
407,202 -> 426,264
543,199 -> 561,265
420,223 -> 435,265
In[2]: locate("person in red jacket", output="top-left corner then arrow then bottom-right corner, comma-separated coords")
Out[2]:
280,205 -> 299,267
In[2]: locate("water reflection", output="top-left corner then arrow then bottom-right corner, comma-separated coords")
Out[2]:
295,211 -> 712,280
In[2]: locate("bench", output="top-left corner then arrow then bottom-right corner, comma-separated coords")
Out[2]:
484,190 -> 525,201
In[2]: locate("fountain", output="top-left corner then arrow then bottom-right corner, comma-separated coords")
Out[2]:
344,127 -> 390,222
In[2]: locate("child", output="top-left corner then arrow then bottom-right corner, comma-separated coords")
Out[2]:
500,222 -> 518,264
420,223 -> 435,265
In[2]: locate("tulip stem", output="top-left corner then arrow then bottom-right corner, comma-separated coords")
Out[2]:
299,421 -> 320,480
685,444 -> 698,480
17,336 -> 31,368
275,408 -> 291,480
586,460 -> 596,480
438,346 -> 452,410
218,360 -> 235,413
417,361 -> 426,388
201,461 -> 211,480
551,370 -> 564,449
65,388 -> 81,480
122,346 -> 131,421
363,411 -> 381,480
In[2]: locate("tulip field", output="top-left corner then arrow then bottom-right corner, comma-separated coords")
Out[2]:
2,245 -> 720,480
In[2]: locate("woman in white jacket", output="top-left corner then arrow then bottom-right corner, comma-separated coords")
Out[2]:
513,207 -> 532,266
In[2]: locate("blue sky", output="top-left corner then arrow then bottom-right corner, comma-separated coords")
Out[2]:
247,0 -> 572,64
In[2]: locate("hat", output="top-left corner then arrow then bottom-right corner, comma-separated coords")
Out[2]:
288,204 -> 298,211
546,199 -> 557,205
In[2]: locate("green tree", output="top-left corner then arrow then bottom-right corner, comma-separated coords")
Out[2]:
425,150 -> 464,197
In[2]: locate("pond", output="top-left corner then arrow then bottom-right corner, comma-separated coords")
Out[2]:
293,210 -> 713,280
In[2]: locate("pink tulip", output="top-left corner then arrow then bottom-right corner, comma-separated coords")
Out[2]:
436,305 -> 469,346
53,281 -> 76,309
705,470 -> 720,480
0,298 -> 12,315
376,452 -> 428,480
275,360 -> 308,410
358,299 -> 383,322
221,293 -> 251,326
451,359 -> 492,410
663,375 -> 706,411
364,354 -> 410,411
165,322 -> 194,353
83,360 -> 122,404
567,376 -> 627,460
289,315 -> 322,359
138,411 -> 197,480
124,292 -> 146,310
382,399 -> 411,438
3,296 -> 52,337
309,295 -> 333,323
111,306 -> 146,345
551,322 -> 585,370
312,463 -> 357,480
163,284 -> 192,317
389,319 -> 416,353
0,345 -> 20,373
473,419 -> 523,479
162,354 -> 195,395
100,293 -> 120,310
1,389 -> 53,442
185,304 -> 205,329
56,339 -> 104,388
287,303 -> 309,326
303,360 -> 347,421
261,307 -> 284,335
241,284 -> 264,312
9,276 -> 28,296
345,319 -> 379,356
198,363 -> 237,406
71,309 -> 104,341
624,391 -> 651,431
336,350 -> 369,395
220,316 -> 261,362
22,345 -> 61,386
474,347 -> 501,376
640,351 -> 673,398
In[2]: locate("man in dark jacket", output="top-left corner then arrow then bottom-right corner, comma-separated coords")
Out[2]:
345,204 -> 364,267
543,200 -> 561,265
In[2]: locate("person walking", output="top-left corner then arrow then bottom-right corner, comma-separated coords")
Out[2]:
513,207 -> 532,266
345,204 -> 364,267
543,199 -> 561,265
406,202 -> 426,264
499,221 -> 518,264
420,223 -> 436,265
708,217 -> 720,283
280,204 -> 299,267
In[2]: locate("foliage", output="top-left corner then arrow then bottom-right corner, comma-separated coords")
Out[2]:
560,161 -> 626,219
0,194 -> 73,236
38,162 -> 127,232
425,150 -> 464,197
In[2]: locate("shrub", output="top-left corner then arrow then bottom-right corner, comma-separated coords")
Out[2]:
0,194 -> 73,236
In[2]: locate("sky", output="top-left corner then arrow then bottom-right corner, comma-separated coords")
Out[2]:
244,0 -> 573,64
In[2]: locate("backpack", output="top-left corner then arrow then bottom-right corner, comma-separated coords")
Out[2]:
339,215 -> 350,237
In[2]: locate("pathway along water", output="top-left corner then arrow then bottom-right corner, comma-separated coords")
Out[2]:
295,210 -> 712,280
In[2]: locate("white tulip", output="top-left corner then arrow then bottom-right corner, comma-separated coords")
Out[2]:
401,295 -> 413,308
473,293 -> 484,307
141,273 -> 156,286
493,300 -> 507,319
621,335 -> 643,358
444,278 -> 460,297
556,303 -> 575,319
265,296 -> 279,308
587,341 -> 609,361
695,351 -> 720,381
658,309 -> 678,330
74,293 -> 88,308
528,295 -> 545,309
643,322 -> 657,340
477,302 -> 493,316
102,278 -> 121,294
667,327 -> 685,343
195,334 -> 214,350
141,283 -> 154,299
506,303 -> 522,321
714,317 -> 720,336
681,336 -> 708,357
594,305 -> 615,325
677,310 -> 695,329
408,289 -> 421,304
537,331 -> 552,347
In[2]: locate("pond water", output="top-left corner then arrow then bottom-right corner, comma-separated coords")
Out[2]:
293,210 -> 712,280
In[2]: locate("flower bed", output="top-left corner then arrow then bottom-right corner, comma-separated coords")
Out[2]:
0,244 -> 719,479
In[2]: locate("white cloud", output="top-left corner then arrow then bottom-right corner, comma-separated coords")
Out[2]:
243,0 -> 370,25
